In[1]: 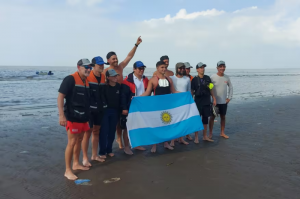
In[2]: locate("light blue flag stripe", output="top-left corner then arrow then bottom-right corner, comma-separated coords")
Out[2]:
129,115 -> 203,148
129,92 -> 194,113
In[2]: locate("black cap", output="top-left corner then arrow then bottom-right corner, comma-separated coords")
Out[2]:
160,55 -> 169,61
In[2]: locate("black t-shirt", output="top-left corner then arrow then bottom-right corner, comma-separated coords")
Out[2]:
104,83 -> 120,110
95,75 -> 101,84
191,75 -> 212,106
58,75 -> 88,122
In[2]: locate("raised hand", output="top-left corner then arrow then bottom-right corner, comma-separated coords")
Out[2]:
136,36 -> 142,45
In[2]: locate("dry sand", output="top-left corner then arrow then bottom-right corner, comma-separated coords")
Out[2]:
1,96 -> 300,199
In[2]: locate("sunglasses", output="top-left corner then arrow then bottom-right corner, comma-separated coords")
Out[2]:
82,65 -> 92,70
179,67 -> 185,70
137,67 -> 145,71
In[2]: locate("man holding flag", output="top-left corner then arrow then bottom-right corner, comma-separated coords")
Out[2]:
127,61 -> 204,153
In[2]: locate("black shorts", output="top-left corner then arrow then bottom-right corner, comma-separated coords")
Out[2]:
216,104 -> 227,116
196,104 -> 211,117
89,111 -> 104,128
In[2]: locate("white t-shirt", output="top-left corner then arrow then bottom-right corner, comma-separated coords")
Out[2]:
133,74 -> 145,96
169,75 -> 191,92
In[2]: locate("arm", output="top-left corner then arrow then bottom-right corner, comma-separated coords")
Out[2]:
226,77 -> 233,103
57,93 -> 67,127
168,77 -> 180,93
120,84 -> 130,115
141,79 -> 153,96
187,79 -> 191,94
119,36 -> 142,69
210,90 -> 217,106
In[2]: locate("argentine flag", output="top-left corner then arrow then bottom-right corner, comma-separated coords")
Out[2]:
127,92 -> 204,148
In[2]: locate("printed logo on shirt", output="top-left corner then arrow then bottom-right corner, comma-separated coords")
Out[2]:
72,129 -> 78,132
116,90 -> 119,94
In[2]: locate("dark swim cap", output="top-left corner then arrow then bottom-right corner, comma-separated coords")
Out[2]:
106,51 -> 117,59
160,55 -> 169,61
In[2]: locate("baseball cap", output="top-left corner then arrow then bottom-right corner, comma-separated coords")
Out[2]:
106,69 -> 119,77
91,56 -> 107,66
184,62 -> 193,69
217,61 -> 226,67
196,62 -> 207,69
176,62 -> 185,70
77,58 -> 92,66
160,55 -> 169,61
133,61 -> 146,68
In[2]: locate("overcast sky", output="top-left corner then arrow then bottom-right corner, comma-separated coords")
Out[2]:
1,0 -> 300,68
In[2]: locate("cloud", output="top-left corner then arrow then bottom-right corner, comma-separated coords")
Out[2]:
144,8 -> 225,24
66,0 -> 103,6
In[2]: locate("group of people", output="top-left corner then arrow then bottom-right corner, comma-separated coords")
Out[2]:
57,36 -> 233,180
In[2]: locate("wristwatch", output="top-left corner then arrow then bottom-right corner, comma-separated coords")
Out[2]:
135,44 -> 139,47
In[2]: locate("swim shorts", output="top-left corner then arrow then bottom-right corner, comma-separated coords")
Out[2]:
196,104 -> 211,117
216,104 -> 227,116
66,121 -> 90,134
89,111 -> 104,128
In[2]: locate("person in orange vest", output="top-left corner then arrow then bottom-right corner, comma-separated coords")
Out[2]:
184,62 -> 194,81
57,58 -> 92,180
81,56 -> 107,167
120,61 -> 149,155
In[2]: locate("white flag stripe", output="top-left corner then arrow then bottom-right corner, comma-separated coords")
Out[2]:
127,103 -> 199,130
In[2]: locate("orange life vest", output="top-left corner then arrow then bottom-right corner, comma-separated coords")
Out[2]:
87,71 -> 107,112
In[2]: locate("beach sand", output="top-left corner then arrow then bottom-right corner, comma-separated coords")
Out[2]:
1,96 -> 300,199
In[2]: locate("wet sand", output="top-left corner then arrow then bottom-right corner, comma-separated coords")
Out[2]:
1,96 -> 300,199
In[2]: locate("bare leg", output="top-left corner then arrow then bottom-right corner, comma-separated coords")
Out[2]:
116,122 -> 123,149
179,137 -> 189,145
209,115 -> 215,139
186,135 -> 193,141
64,130 -> 79,180
194,131 -> 199,144
164,142 -> 174,150
91,125 -> 105,162
220,115 -> 229,138
170,139 -> 175,147
82,129 -> 92,167
151,144 -> 157,153
123,129 -> 133,155
203,124 -> 214,142
73,132 -> 89,171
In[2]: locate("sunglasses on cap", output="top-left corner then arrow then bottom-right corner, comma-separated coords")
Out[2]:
82,65 -> 92,70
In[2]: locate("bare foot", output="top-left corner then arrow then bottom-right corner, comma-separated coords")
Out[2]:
82,159 -> 92,167
124,147 -> 133,155
186,135 -> 193,141
203,137 -> 214,142
72,164 -> 90,171
179,138 -> 189,145
91,156 -> 105,162
64,170 -> 78,180
208,134 -> 213,139
164,143 -> 174,150
116,138 -> 124,149
99,155 -> 107,159
194,139 -> 199,144
170,140 -> 175,147
151,145 -> 157,153
220,134 -> 229,139
108,153 -> 115,157
134,146 -> 146,151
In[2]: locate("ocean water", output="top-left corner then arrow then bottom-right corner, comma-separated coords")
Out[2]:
0,66 -> 300,113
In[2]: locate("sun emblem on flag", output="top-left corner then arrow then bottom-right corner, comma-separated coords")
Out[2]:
161,111 -> 172,124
